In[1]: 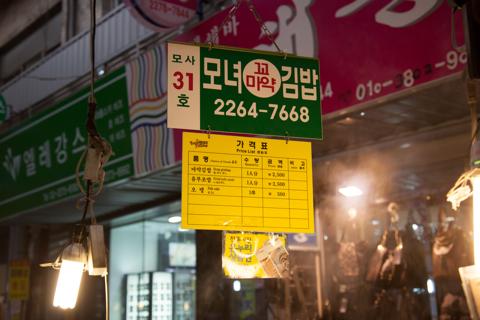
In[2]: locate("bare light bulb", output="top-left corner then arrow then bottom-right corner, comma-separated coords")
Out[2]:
53,260 -> 84,309
168,216 -> 181,224
338,186 -> 363,197
53,243 -> 86,309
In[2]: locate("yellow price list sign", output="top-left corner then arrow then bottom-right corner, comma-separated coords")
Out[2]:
181,132 -> 314,233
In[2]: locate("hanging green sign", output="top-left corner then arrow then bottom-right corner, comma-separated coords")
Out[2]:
0,94 -> 7,123
167,42 -> 322,139
0,67 -> 134,218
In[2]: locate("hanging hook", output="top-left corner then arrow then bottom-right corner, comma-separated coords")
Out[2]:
246,0 -> 283,54
450,7 -> 465,52
207,0 -> 243,48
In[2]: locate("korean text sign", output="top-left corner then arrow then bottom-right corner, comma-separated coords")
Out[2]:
125,0 -> 198,30
168,42 -> 322,139
0,95 -> 7,123
8,260 -> 30,301
175,1 -> 466,115
223,232 -> 288,279
0,68 -> 133,218
181,132 -> 315,233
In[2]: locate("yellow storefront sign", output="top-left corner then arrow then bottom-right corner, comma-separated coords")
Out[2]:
223,232 -> 288,279
8,260 -> 30,301
182,132 -> 314,233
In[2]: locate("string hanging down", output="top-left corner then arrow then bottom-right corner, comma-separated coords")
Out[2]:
76,0 -> 113,230
42,0 -> 111,315
207,0 -> 284,55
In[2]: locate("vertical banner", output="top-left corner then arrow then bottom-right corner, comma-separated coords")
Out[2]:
126,44 -> 176,176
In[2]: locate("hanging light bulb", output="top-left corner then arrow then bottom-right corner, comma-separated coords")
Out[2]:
53,243 -> 87,309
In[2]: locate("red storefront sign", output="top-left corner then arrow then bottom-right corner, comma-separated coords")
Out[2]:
176,0 -> 465,115
126,0 -> 197,30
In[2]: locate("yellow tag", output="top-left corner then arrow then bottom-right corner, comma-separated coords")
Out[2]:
223,232 -> 287,278
181,132 -> 314,233
8,260 -> 30,301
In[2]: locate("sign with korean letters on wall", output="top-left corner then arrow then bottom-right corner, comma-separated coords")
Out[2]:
168,42 -> 322,139
175,1 -> 466,116
0,94 -> 7,123
8,260 -> 30,301
181,132 -> 315,233
0,68 -> 134,218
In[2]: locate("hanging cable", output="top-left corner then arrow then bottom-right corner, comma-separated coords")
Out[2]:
75,0 -> 112,231
41,1 -> 110,312
207,0 -> 284,55
245,0 -> 283,54
104,274 -> 109,320
450,7 -> 466,52
207,1 -> 242,47
468,79 -> 478,144
89,0 -> 97,106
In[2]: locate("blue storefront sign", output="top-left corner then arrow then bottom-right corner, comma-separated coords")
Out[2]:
287,232 -> 319,251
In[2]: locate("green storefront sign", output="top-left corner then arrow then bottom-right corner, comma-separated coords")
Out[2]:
167,42 -> 322,139
0,94 -> 7,123
0,67 -> 133,218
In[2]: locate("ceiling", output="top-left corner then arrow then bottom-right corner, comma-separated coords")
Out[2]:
2,76 -> 476,225
3,166 -> 182,225
313,76 -> 473,207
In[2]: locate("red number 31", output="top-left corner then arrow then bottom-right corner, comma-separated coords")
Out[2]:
173,71 -> 193,91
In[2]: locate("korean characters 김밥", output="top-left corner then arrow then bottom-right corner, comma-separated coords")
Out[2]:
203,55 -> 319,124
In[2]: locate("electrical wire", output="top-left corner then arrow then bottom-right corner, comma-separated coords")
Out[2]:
207,0 -> 284,55
451,7 -> 466,52
468,80 -> 479,145
207,1 -> 241,46
26,75 -> 83,81
104,275 -> 109,320
246,0 -> 283,54
90,0 -> 97,104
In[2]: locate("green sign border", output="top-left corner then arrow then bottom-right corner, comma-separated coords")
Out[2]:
0,67 -> 133,220
168,41 -> 323,140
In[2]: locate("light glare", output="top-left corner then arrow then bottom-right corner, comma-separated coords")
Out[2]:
347,208 -> 357,219
233,280 -> 241,292
168,216 -> 182,224
427,278 -> 435,294
338,186 -> 363,197
53,260 -> 84,309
